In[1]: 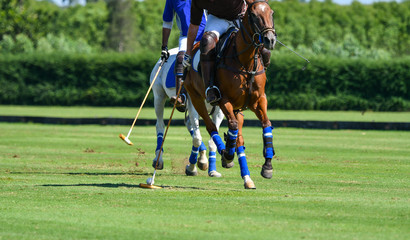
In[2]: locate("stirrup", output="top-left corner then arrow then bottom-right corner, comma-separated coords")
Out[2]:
170,93 -> 186,112
205,86 -> 221,106
170,93 -> 186,106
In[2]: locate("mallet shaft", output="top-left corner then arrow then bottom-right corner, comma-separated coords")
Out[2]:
124,60 -> 165,141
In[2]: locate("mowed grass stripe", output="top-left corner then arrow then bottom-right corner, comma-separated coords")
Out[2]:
1,105 -> 410,122
0,123 -> 409,239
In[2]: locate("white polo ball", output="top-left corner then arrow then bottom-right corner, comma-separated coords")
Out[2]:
146,177 -> 154,185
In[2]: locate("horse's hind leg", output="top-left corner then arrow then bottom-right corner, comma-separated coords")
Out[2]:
184,103 -> 203,176
236,112 -> 256,189
207,139 -> 221,177
207,107 -> 224,177
186,107 -> 208,171
152,82 -> 167,170
188,89 -> 226,156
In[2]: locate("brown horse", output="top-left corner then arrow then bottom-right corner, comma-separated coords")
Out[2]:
184,0 -> 276,189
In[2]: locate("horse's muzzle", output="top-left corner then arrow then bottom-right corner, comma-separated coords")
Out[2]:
263,31 -> 276,50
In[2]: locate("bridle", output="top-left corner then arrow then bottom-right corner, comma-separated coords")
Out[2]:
239,0 -> 275,49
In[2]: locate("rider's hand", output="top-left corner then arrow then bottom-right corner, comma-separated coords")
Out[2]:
182,53 -> 192,69
161,46 -> 169,61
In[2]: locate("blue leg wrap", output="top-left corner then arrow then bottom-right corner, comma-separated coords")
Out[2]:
211,131 -> 225,154
237,146 -> 250,177
156,133 -> 164,151
189,146 -> 199,164
208,151 -> 217,173
199,141 -> 207,152
226,129 -> 238,157
263,127 -> 274,159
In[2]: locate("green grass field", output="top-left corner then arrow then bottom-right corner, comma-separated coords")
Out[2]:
1,105 -> 410,122
0,121 -> 409,239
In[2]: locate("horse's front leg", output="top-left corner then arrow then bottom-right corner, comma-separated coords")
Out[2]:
236,112 -> 256,189
220,101 -> 239,168
252,95 -> 275,179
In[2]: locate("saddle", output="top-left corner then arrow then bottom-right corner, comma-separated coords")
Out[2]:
216,27 -> 238,63
192,27 -> 238,76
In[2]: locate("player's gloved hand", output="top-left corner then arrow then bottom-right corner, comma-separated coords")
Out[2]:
161,46 -> 169,61
182,53 -> 192,70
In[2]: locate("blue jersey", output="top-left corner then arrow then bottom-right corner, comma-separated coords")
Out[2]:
163,0 -> 206,41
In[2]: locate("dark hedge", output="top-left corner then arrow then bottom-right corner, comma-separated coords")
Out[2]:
0,53 -> 409,111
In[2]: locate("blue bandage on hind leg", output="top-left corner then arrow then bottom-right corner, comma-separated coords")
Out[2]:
190,130 -> 207,152
156,133 -> 164,151
199,141 -> 207,152
226,129 -> 238,157
208,151 -> 217,172
211,131 -> 225,154
189,146 -> 199,164
237,146 -> 250,177
263,126 -> 274,159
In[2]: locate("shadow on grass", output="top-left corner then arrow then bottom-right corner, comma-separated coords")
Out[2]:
41,183 -> 141,188
11,172 -> 150,176
40,183 -> 213,190
12,172 -> 228,191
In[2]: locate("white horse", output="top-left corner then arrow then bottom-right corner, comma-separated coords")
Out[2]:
150,48 -> 224,177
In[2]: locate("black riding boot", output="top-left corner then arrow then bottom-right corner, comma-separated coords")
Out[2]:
200,32 -> 220,106
170,51 -> 187,112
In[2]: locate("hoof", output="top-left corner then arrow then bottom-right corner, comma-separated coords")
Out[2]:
208,170 -> 222,178
197,150 -> 208,171
261,164 -> 273,179
244,179 -> 256,189
221,150 -> 234,169
222,160 -> 234,168
243,175 -> 256,189
152,150 -> 163,170
185,165 -> 198,176
152,160 -> 163,170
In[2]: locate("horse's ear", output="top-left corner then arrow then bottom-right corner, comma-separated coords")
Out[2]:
245,0 -> 268,6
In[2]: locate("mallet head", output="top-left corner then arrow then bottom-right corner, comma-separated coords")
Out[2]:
119,134 -> 133,145
139,183 -> 162,189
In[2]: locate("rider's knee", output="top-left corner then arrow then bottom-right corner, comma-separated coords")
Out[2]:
200,31 -> 218,54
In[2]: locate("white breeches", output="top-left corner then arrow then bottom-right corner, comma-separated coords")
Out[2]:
204,14 -> 240,40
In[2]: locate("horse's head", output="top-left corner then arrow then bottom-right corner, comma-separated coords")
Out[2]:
245,0 -> 276,50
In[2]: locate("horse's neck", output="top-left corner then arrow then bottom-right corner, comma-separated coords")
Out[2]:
235,24 -> 259,71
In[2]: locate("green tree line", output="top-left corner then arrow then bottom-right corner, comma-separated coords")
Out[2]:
1,0 -> 409,57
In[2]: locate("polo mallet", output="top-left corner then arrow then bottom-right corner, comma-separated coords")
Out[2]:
276,39 -> 310,70
139,71 -> 186,189
119,60 -> 165,145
